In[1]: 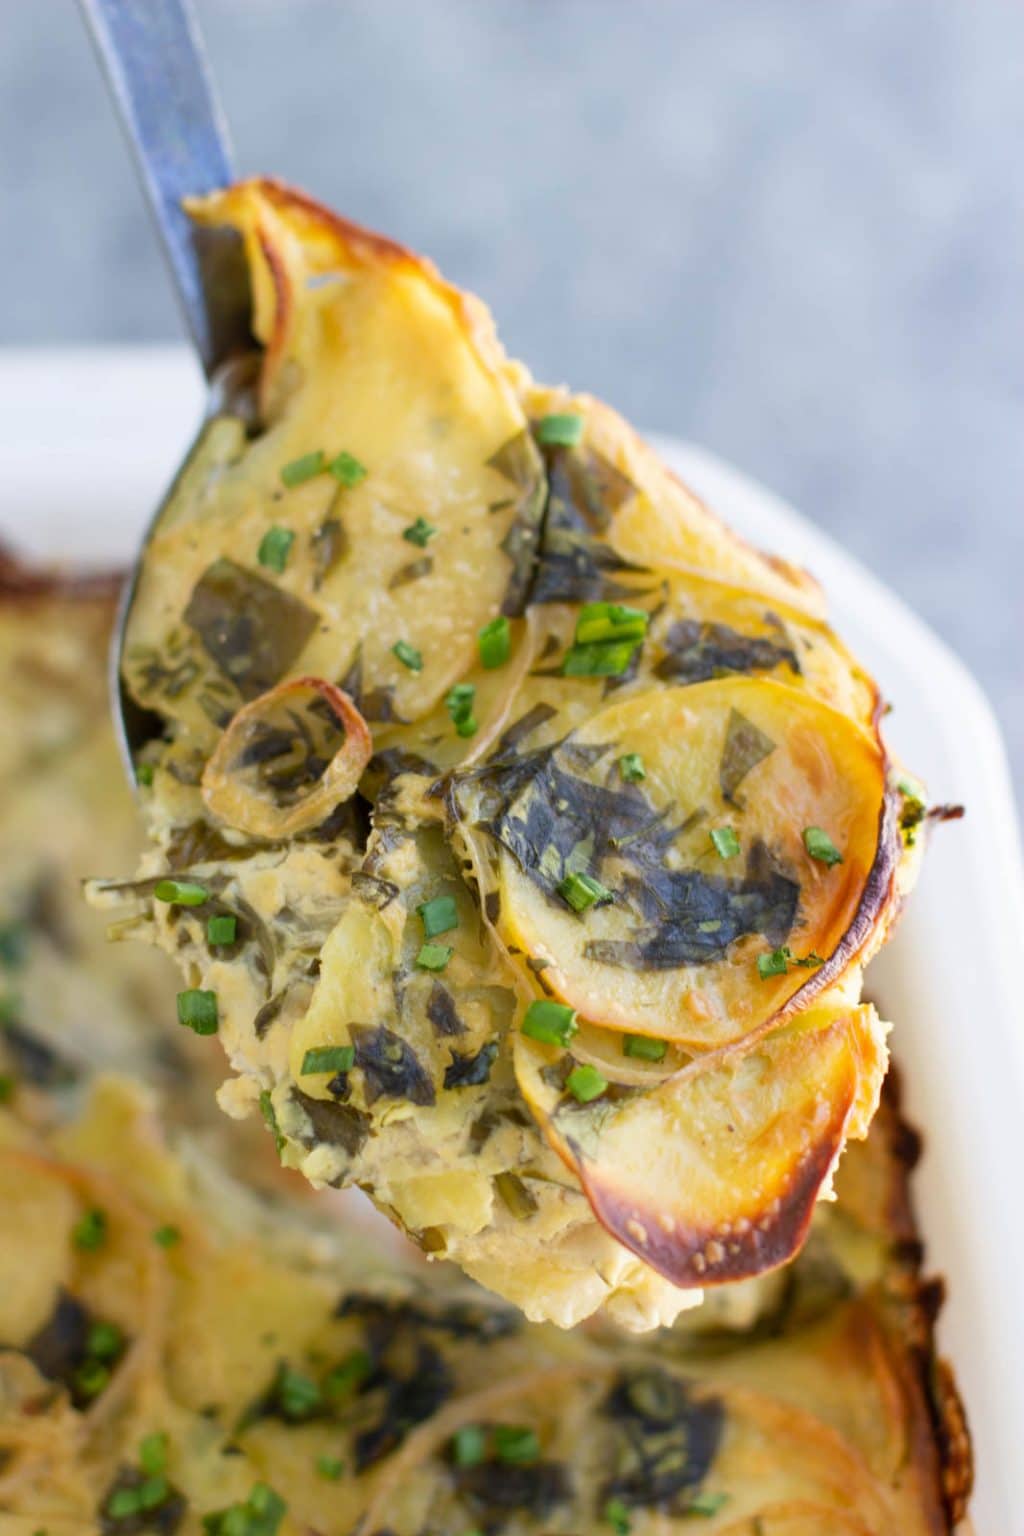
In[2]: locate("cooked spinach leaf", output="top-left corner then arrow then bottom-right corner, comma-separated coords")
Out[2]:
184,559 -> 318,699
601,1368 -> 724,1509
291,1087 -> 370,1156
654,619 -> 799,685
350,1024 -> 436,1107
443,1039 -> 498,1089
487,428 -> 547,616
426,981 -> 466,1037
719,708 -> 776,802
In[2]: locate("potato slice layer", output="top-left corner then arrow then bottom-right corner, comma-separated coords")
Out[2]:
484,676 -> 895,1047
515,1005 -> 886,1287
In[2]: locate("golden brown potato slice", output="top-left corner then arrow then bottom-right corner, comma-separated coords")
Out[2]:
123,180 -> 545,742
475,676 -> 896,1048
515,1005 -> 886,1288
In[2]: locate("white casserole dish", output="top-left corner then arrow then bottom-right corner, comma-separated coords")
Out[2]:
1,347 -> 1016,1531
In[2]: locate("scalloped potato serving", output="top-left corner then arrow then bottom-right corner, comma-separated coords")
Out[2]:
95,178 -> 933,1329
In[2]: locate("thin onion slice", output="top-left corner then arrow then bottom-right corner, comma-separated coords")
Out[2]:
201,676 -> 371,838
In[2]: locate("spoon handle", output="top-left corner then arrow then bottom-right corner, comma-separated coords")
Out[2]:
78,0 -> 250,377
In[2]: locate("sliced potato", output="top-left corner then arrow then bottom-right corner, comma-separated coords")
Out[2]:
477,676 -> 895,1048
515,1005 -> 887,1287
123,179 -> 546,739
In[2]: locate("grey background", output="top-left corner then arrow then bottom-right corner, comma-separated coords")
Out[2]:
4,0 -> 1022,797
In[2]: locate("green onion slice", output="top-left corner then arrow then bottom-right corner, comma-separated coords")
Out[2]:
301,1045 -> 355,1076
522,999 -> 578,1047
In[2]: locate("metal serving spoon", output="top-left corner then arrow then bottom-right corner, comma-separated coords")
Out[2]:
79,0 -> 253,779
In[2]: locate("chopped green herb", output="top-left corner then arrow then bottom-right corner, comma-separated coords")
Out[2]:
757,947 -> 791,979
135,761 -> 155,787
316,1454 -> 344,1480
176,989 -> 218,1035
138,1476 -> 169,1511
86,1321 -> 122,1361
416,943 -> 453,972
74,1358 -> 110,1399
275,1365 -> 322,1421
619,752 -> 646,782
803,826 -> 843,867
445,681 -> 478,737
139,1431 -> 168,1477
605,1496 -> 632,1534
522,999 -> 578,1047
0,1074 -> 14,1105
154,879 -> 208,907
478,615 -> 511,669
73,1207 -> 107,1252
207,914 -> 237,946
623,1034 -> 667,1062
562,638 -> 639,677
392,639 -> 423,672
301,1045 -> 355,1076
259,1090 -> 285,1153
709,826 -> 740,860
574,602 -> 648,646
418,895 -> 458,939
323,1349 -> 371,1401
685,1490 -> 728,1517
451,1423 -> 486,1467
566,1063 -> 608,1103
328,450 -> 367,487
493,1424 -> 540,1464
153,1224 -> 181,1249
257,526 -> 295,574
403,516 -> 436,548
203,1481 -> 287,1536
280,451 -> 325,487
558,870 -> 613,912
106,1486 -> 142,1520
534,411 -> 584,447
897,778 -> 928,846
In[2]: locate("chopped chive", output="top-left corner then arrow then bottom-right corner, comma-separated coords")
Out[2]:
757,947 -> 791,979
136,761 -> 155,787
300,1045 -> 355,1076
392,639 -> 423,672
493,1424 -> 539,1464
106,1486 -> 142,1519
416,943 -> 453,972
604,1496 -> 632,1534
176,989 -> 218,1035
154,879 -> 208,907
324,1349 -> 371,1401
257,525 -> 295,574
139,1432 -> 168,1477
619,752 -> 646,782
557,871 -> 613,913
803,826 -> 843,867
275,1365 -> 322,1421
74,1358 -> 110,1398
566,1063 -> 608,1103
418,895 -> 458,939
522,999 -> 578,1047
451,1424 -> 486,1467
138,1476 -> 169,1511
478,615 -> 511,669
86,1321 -> 122,1361
0,1074 -> 14,1105
623,1034 -> 667,1062
562,638 -> 639,677
259,1090 -> 285,1153
328,450 -> 368,487
402,516 -> 436,548
709,826 -> 740,860
73,1207 -> 107,1252
280,450 -> 325,487
534,412 -> 584,447
574,602 -> 648,647
686,1491 -> 728,1516
445,681 -> 477,737
316,1454 -> 344,1480
207,914 -> 237,946
153,1224 -> 181,1249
